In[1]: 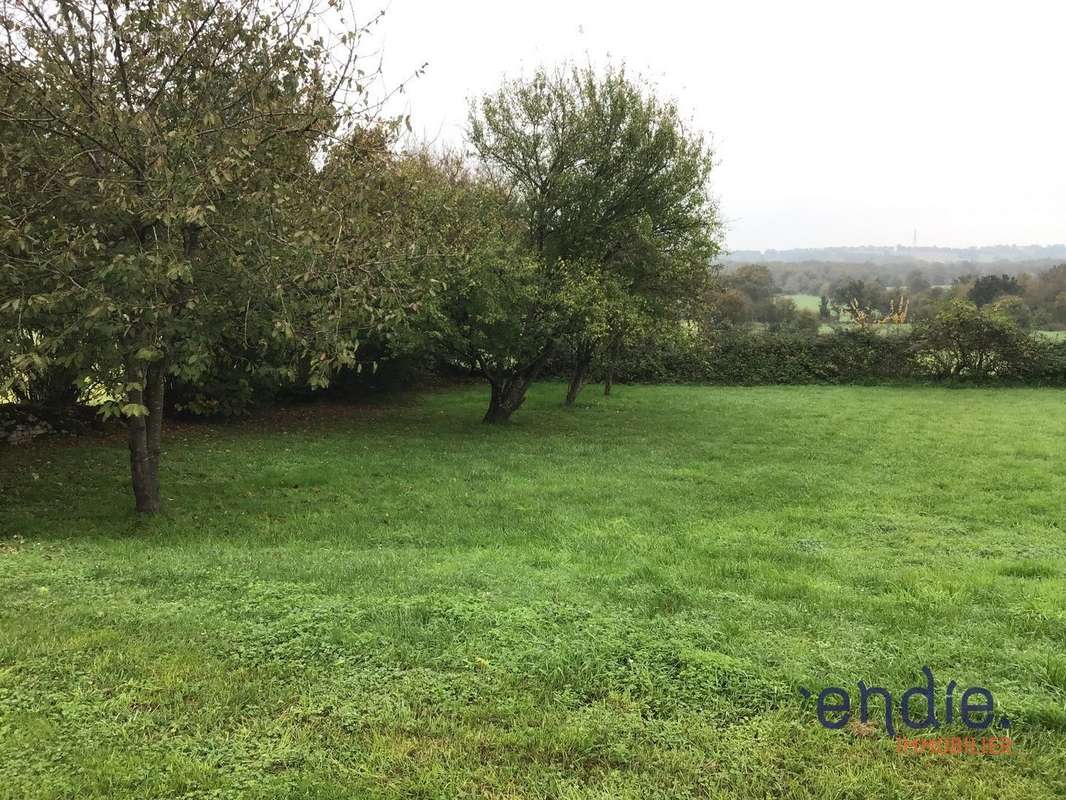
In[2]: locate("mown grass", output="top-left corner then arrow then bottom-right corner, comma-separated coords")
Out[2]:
1,383 -> 1064,799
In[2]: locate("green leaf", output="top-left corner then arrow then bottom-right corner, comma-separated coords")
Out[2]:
120,403 -> 149,418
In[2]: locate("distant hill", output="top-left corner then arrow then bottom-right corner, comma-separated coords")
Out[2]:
724,244 -> 1066,265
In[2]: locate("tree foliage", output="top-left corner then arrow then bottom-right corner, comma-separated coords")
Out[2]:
914,299 -> 1030,379
968,274 -> 1023,308
468,63 -> 720,415
0,0 -> 418,510
2,16 -> 731,509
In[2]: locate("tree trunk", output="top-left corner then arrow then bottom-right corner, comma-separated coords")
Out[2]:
127,362 -> 165,513
127,412 -> 156,514
145,362 -> 165,506
481,349 -> 552,424
483,376 -> 532,423
603,331 -> 622,397
564,354 -> 591,406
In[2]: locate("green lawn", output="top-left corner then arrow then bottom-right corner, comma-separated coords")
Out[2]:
2,384 -> 1065,798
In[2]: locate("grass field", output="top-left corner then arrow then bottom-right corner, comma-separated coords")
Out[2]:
783,293 -> 823,313
2,383 -> 1065,798
781,293 -> 1066,341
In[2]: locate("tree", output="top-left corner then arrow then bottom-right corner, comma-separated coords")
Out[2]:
599,296 -> 649,397
360,148 -> 562,424
0,0 -> 406,512
914,299 -> 1030,379
830,278 -> 888,317
701,285 -> 753,329
906,269 -> 932,294
755,297 -> 796,331
557,267 -> 631,406
968,274 -> 1022,307
727,265 -> 775,304
1024,264 -> 1066,327
990,295 -> 1032,332
468,64 -> 720,416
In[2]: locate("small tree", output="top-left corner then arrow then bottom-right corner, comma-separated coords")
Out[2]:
558,267 -> 637,406
906,269 -> 932,294
701,285 -> 753,330
832,279 -> 890,314
818,294 -> 831,321
915,299 -> 1030,379
728,265 -> 775,304
1024,264 -> 1066,327
369,149 -> 564,424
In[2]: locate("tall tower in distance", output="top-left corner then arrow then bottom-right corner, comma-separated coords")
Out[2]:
913,228 -> 918,248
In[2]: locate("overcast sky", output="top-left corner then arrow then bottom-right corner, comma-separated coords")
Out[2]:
365,0 -> 1065,252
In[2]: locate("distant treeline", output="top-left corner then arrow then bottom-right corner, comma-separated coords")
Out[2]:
724,258 -> 1066,296
726,244 -> 1066,265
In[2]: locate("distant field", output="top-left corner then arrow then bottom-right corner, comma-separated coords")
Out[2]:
782,294 -> 1066,341
784,293 -> 822,312
2,384 -> 1065,798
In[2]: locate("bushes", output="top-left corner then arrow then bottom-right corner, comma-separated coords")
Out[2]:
166,339 -> 434,417
168,366 -> 281,417
157,308 -> 1066,412
912,299 -> 1032,380
1022,338 -> 1066,384
599,327 -> 916,385
566,302 -> 1066,388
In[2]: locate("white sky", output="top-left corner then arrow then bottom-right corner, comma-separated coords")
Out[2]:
363,0 -> 1066,252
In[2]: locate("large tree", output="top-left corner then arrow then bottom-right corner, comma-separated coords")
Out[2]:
968,274 -> 1023,308
468,64 -> 721,415
0,0 -> 407,511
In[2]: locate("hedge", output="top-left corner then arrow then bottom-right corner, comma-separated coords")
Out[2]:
556,329 -> 1066,387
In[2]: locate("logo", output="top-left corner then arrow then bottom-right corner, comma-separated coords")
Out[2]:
799,666 -> 1012,749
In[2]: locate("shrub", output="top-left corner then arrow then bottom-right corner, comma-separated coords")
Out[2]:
549,305 -> 1066,387
569,327 -> 917,386
913,299 -> 1030,380
991,296 -> 1033,332
1022,338 -> 1066,385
